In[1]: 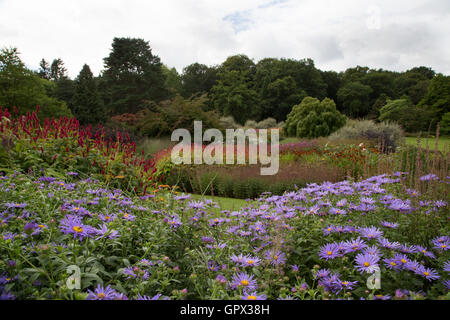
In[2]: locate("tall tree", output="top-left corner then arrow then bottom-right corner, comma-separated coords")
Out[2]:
71,64 -> 105,125
417,74 -> 450,126
50,58 -> 68,81
181,63 -> 218,98
102,37 -> 168,115
337,81 -> 373,118
38,58 -> 51,80
0,47 -> 72,118
162,65 -> 182,97
210,55 -> 260,124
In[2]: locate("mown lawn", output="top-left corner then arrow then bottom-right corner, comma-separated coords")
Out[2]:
188,193 -> 249,212
405,136 -> 450,152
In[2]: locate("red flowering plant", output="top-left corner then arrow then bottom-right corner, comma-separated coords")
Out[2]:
0,106 -> 156,194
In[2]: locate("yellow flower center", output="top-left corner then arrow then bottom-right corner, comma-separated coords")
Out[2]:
423,272 -> 429,276
327,251 -> 332,256
247,295 -> 257,300
342,281 -> 348,285
274,255 -> 278,260
73,226 -> 83,233
401,259 -> 407,264
248,260 -> 254,264
390,262 -> 396,266
105,216 -> 110,220
74,207 -> 79,211
441,245 -> 447,248
363,262 -> 370,267
240,280 -> 249,286
123,214 -> 129,218
97,293 -> 106,299
38,224 -> 45,228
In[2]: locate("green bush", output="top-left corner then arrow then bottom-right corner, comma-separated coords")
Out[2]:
329,119 -> 404,152
256,117 -> 277,129
284,96 -> 347,138
219,116 -> 240,129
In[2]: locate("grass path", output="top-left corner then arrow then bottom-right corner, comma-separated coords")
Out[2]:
188,193 -> 249,212
404,136 -> 450,152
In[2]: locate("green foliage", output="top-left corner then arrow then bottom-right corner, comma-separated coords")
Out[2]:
50,58 -> 68,81
284,97 -> 347,138
162,65 -> 182,97
330,119 -> 404,152
0,47 -> 72,119
71,64 -> 105,125
379,98 -> 436,133
136,94 -> 223,137
337,81 -> 373,118
418,74 -> 450,122
440,112 -> 450,136
102,37 -> 168,115
180,63 -> 218,98
211,55 -> 260,125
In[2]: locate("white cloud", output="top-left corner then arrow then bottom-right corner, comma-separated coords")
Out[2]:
0,0 -> 448,78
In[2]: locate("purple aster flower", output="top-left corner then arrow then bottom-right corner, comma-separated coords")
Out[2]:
415,246 -> 436,259
432,239 -> 449,251
123,266 -> 149,280
59,215 -> 91,240
98,213 -> 116,223
340,280 -> 358,290
373,294 -> 391,300
319,273 -> 342,293
378,237 -> 401,250
86,284 -> 120,300
241,290 -> 266,300
319,243 -> 340,260
230,272 -> 257,290
314,268 -> 331,279
363,245 -> 382,257
215,274 -> 227,285
94,224 -> 120,240
359,226 -> 383,240
166,216 -> 182,229
399,244 -> 417,254
443,280 -> 450,291
355,252 -> 380,274
136,293 -> 170,300
264,250 -> 286,266
416,266 -> 440,281
444,261 -> 450,272
404,260 -> 421,273
343,237 -> 368,254
329,207 -> 347,215
121,212 -> 135,221
419,173 -> 439,181
388,199 -> 412,212
384,257 -> 402,271
243,256 -> 261,267
187,200 -> 206,210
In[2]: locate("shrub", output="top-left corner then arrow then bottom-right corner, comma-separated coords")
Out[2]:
136,94 -> 224,137
329,119 -> 404,152
219,116 -> 240,129
0,107 -> 156,193
256,117 -> 277,129
244,120 -> 258,128
379,98 -> 437,133
284,97 -> 346,138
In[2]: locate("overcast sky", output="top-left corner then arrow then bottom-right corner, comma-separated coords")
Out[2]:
1,0 -> 449,78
